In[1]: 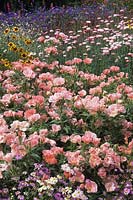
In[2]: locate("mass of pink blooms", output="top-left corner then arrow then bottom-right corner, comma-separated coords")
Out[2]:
0,56 -> 133,199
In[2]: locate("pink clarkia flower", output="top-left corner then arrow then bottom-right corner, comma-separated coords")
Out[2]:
105,103 -> 126,117
110,66 -> 120,72
105,180 -> 118,192
51,124 -> 61,133
24,109 -> 36,120
71,57 -> 82,64
65,151 -> 85,166
37,36 -> 45,42
60,135 -> 70,143
23,68 -> 36,79
85,179 -> 98,193
42,150 -> 57,165
70,134 -> 81,144
98,167 -> 107,178
83,58 -> 93,64
53,77 -> 65,86
44,46 -> 58,55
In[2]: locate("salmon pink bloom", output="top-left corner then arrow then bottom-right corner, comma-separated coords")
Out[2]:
24,109 -> 36,119
53,77 -> 65,86
23,68 -> 36,79
45,46 -> 58,55
70,134 -> 81,144
37,36 -> 45,42
105,103 -> 126,117
105,180 -> 118,192
60,135 -> 70,143
42,150 -> 57,165
83,58 -> 93,64
85,179 -> 98,193
51,124 -> 61,133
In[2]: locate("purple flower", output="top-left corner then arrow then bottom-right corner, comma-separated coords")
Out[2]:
18,195 -> 25,200
54,192 -> 63,200
123,187 -> 131,195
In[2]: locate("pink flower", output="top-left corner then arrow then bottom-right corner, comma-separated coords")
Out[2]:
51,124 -> 61,133
37,36 -> 45,42
45,46 -> 58,55
105,180 -> 118,192
78,90 -> 86,97
83,58 -> 93,64
60,135 -> 70,143
82,131 -> 97,144
85,179 -> 98,193
25,133 -> 39,148
110,66 -> 120,72
24,109 -> 36,119
42,150 -> 57,165
98,167 -> 107,178
71,57 -> 82,64
53,77 -> 65,86
51,146 -> 63,155
22,68 -> 36,79
70,134 -> 81,144
105,103 -> 126,117
28,113 -> 41,123
65,151 -> 85,166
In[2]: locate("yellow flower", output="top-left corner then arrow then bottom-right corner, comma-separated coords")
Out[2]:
1,59 -> 10,67
12,27 -> 19,32
4,61 -> 10,67
20,52 -> 28,59
127,20 -> 133,29
4,28 -> 10,34
12,46 -> 18,52
8,42 -> 15,47
24,39 -> 32,45
19,47 -> 25,53
11,34 -> 17,40
28,55 -> 34,60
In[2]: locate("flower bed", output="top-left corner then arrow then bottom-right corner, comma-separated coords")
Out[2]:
0,5 -> 133,200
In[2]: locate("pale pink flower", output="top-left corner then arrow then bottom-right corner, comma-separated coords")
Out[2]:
3,153 -> 14,163
71,57 -> 82,64
26,95 -> 44,107
83,58 -> 93,64
127,92 -> 133,100
24,109 -> 36,119
70,134 -> 81,144
65,151 -> 85,166
1,94 -> 12,105
28,113 -> 41,123
60,135 -> 70,143
105,180 -> 118,192
37,36 -> 45,42
4,110 -> 15,117
82,131 -> 97,144
78,90 -> 86,97
25,133 -> 39,148
105,103 -> 126,117
51,124 -> 61,133
51,146 -> 63,155
110,66 -> 120,72
85,179 -> 98,193
98,167 -> 107,178
53,77 -> 65,86
23,68 -> 36,79
39,129 -> 48,136
89,154 -> 102,168
89,86 -> 102,95
44,46 -> 58,55
10,120 -> 30,132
